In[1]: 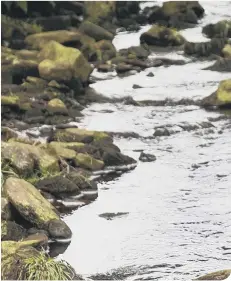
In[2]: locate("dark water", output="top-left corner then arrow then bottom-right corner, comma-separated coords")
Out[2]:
61,2 -> 231,280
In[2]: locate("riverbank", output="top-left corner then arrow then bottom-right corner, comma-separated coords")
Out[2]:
1,1 -> 231,280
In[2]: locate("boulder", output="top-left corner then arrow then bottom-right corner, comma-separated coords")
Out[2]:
140,25 -> 185,46
79,21 -> 114,41
84,1 -> 116,24
2,142 -> 59,176
201,79 -> 231,108
74,153 -> 105,171
25,30 -> 95,50
38,41 -> 92,83
4,177 -> 72,239
47,98 -> 68,115
196,269 -> 231,280
52,128 -> 111,143
48,142 -> 77,160
202,20 -> 231,38
222,44 -> 231,58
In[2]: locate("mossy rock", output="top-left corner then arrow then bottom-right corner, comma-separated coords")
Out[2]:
202,20 -> 231,38
49,141 -> 85,152
2,141 -> 60,177
4,177 -> 72,239
1,241 -> 76,280
48,142 -> 77,160
1,220 -> 26,241
1,95 -> 20,106
222,44 -> 231,58
201,79 -> 231,108
38,41 -> 92,83
196,269 -> 231,280
94,40 -> 117,62
74,153 -> 105,171
53,128 -> 110,143
1,198 -> 12,220
1,14 -> 42,41
47,98 -> 68,115
85,1 -> 116,24
25,29 -> 95,50
79,20 -> 114,41
140,24 -> 185,46
162,1 -> 204,18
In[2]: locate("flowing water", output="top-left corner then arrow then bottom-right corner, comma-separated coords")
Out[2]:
60,2 -> 231,280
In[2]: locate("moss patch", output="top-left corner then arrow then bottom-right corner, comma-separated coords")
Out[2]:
74,153 -> 104,171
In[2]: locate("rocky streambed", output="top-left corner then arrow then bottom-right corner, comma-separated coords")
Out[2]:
1,1 -> 231,280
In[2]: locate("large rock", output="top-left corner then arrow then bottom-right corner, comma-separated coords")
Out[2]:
47,98 -> 68,115
202,20 -> 231,38
196,269 -> 231,280
25,30 -> 95,50
79,21 -> 114,41
4,177 -> 72,239
38,41 -> 92,83
84,1 -> 116,24
201,79 -> 231,108
1,142 -> 59,176
140,25 -> 185,46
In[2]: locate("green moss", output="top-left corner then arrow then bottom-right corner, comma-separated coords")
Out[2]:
74,153 -> 104,171
85,1 -> 116,24
1,221 -> 7,238
222,44 -> 231,58
1,95 -> 19,105
48,143 -> 76,160
217,79 -> 231,103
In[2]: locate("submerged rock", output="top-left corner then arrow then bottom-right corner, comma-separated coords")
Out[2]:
140,25 -> 185,46
201,79 -> 231,108
4,177 -> 72,239
99,212 -> 129,220
196,269 -> 231,280
139,152 -> 156,162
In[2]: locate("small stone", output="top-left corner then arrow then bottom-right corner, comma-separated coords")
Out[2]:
147,72 -> 154,77
139,152 -> 156,162
132,84 -> 143,89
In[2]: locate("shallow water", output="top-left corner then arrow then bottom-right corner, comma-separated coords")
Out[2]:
61,2 -> 231,280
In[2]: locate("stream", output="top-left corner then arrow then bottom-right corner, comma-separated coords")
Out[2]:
60,2 -> 231,280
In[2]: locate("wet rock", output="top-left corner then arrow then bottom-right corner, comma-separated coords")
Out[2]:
4,177 -> 72,239
153,127 -> 170,137
1,220 -> 26,241
147,72 -> 155,77
49,241 -> 71,258
48,219 -> 72,240
1,198 -> 12,220
133,84 -> 143,89
47,98 -> 68,115
139,152 -> 156,162
201,79 -> 231,108
196,269 -> 231,280
204,57 -> 231,72
79,21 -> 114,41
184,38 -> 228,57
74,153 -> 105,171
140,25 -> 185,46
36,176 -> 80,195
202,20 -> 231,38
38,41 -> 92,83
99,212 -> 129,220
